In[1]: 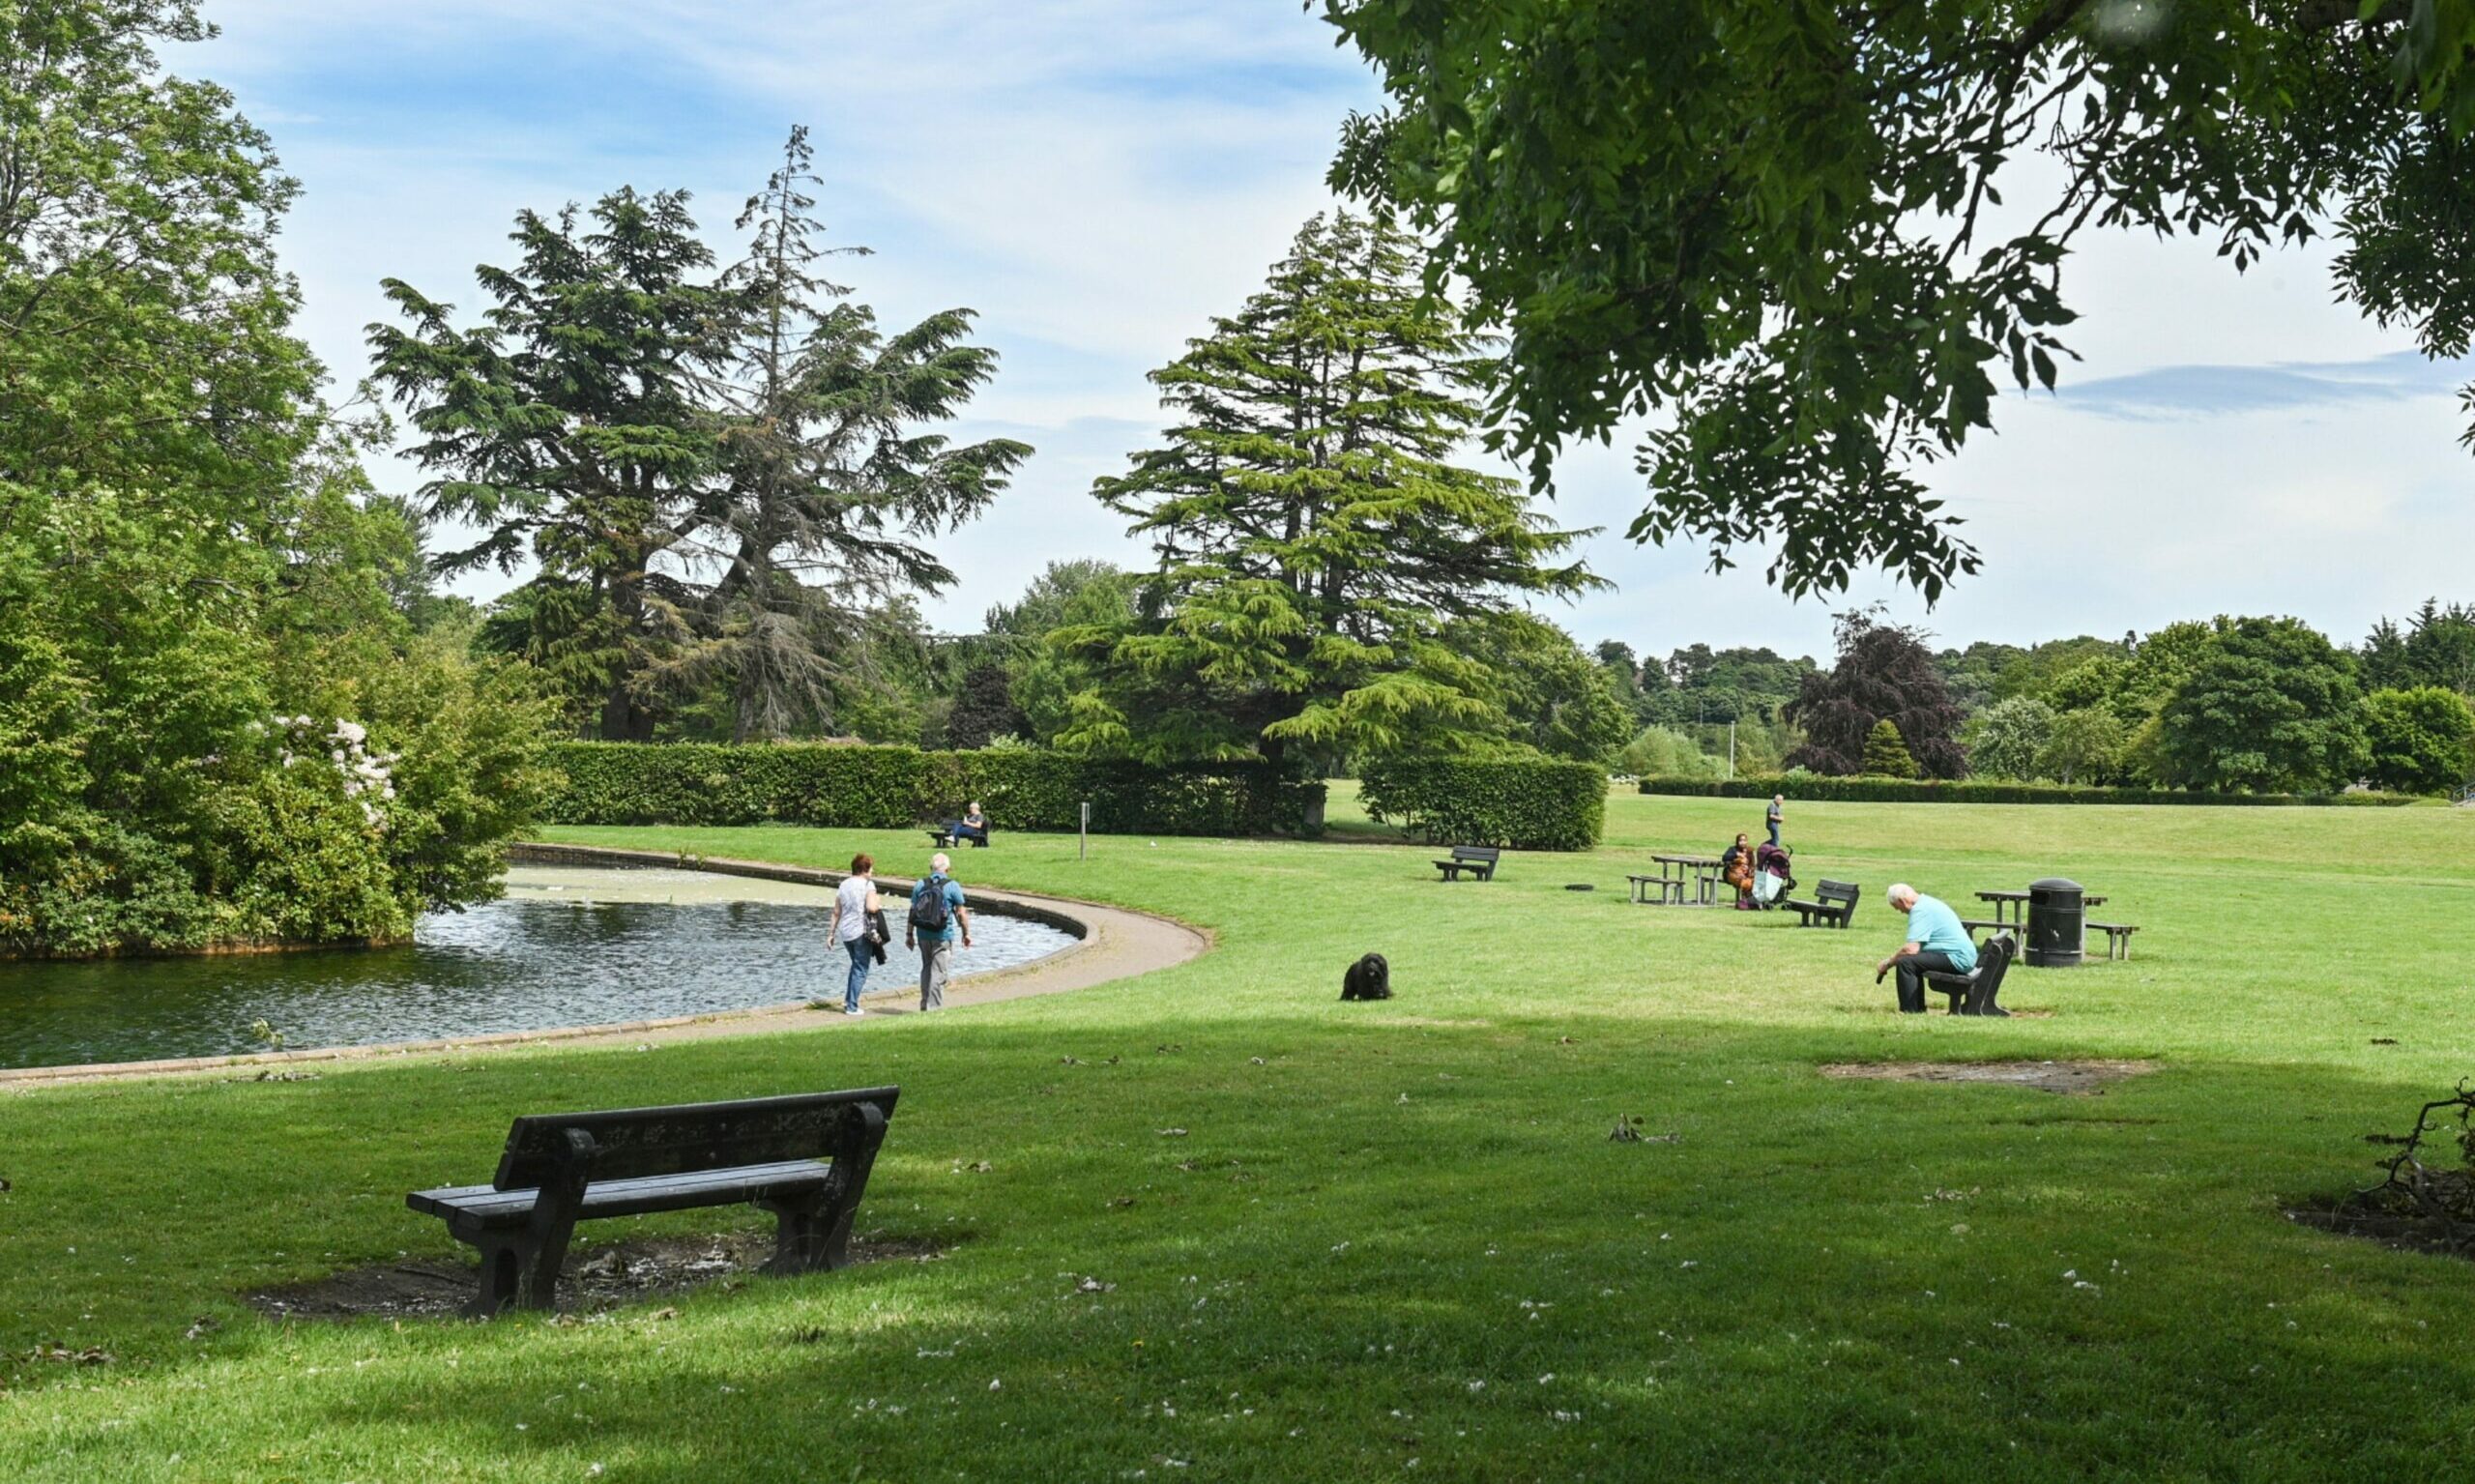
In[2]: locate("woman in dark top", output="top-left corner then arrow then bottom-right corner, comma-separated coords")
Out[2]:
1721,831 -> 1758,910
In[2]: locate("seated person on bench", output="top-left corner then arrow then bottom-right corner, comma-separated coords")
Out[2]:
948,801 -> 990,846
1875,883 -> 1978,1013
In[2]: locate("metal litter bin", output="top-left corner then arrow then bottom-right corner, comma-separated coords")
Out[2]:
2025,877 -> 2083,968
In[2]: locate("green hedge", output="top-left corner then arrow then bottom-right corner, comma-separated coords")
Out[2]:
544,742 -> 1325,836
1357,758 -> 1607,851
1635,774 -> 2415,806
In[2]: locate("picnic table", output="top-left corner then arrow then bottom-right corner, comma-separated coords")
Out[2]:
1629,853 -> 1724,906
1971,888 -> 2105,929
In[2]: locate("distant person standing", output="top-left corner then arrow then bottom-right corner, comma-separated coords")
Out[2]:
826,854 -> 881,1017
905,851 -> 974,1011
1766,793 -> 1785,847
1877,883 -> 1979,1013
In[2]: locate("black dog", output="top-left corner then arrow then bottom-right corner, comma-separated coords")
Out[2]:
1340,952 -> 1392,1002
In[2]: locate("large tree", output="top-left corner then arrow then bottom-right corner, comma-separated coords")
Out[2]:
2361,599 -> 2475,696
1061,211 -> 1599,766
2155,616 -> 2366,791
1,2 -> 557,954
1785,608 -> 1968,776
1321,1 -> 2475,597
369,189 -> 736,740
684,128 -> 1030,742
2359,684 -> 2475,794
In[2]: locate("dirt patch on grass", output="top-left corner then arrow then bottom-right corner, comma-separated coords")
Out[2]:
1820,1059 -> 2158,1095
248,1229 -> 949,1322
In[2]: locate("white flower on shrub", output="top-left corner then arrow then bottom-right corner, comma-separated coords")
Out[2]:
270,715 -> 396,832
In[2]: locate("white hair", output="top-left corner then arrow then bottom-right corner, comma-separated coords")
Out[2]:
931,852 -> 951,873
1888,883 -> 1917,908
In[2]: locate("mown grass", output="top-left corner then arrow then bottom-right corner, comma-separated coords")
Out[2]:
1,792 -> 2469,1480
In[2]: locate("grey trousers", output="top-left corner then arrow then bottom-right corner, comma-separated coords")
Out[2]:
917,939 -> 953,1011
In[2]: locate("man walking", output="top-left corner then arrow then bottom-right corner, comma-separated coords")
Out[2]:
1877,883 -> 1977,1013
905,852 -> 973,1012
1766,793 -> 1785,847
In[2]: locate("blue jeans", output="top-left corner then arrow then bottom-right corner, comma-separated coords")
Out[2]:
842,937 -> 873,1010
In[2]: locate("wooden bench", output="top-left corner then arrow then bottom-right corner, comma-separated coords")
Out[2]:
1434,845 -> 1500,882
1923,935 -> 2016,1016
2088,921 -> 2139,960
1784,879 -> 1860,929
408,1089 -> 897,1317
925,827 -> 988,849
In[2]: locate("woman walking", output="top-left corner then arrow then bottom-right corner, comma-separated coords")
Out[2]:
827,854 -> 882,1016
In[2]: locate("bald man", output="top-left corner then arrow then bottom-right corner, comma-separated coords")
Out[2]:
904,852 -> 973,1011
1877,883 -> 1977,1013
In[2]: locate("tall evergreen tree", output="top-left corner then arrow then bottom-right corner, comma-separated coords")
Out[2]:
368,189 -> 736,740
1062,211 -> 1599,766
683,128 -> 1031,742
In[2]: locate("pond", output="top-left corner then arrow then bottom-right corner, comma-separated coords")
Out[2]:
0,866 -> 1077,1071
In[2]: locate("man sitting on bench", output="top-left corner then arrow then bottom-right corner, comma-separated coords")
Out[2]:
1875,883 -> 1978,1014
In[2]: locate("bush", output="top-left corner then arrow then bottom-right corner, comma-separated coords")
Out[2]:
1357,758 -> 1606,850
1635,775 -> 2414,806
542,742 -> 1325,837
2361,686 -> 2475,796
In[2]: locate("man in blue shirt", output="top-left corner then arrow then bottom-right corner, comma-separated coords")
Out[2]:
904,852 -> 973,1012
1878,883 -> 1977,1013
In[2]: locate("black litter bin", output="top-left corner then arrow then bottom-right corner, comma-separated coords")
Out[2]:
2025,877 -> 2084,968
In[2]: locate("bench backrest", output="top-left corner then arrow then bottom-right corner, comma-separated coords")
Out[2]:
1974,936 -> 2015,995
1453,846 -> 1501,861
1817,880 -> 1858,907
491,1088 -> 900,1190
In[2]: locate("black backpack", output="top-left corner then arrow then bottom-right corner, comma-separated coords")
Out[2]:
908,875 -> 951,934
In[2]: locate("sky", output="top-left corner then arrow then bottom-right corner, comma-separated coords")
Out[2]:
191,0 -> 2475,665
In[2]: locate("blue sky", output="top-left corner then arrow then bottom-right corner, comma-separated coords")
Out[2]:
193,1 -> 2475,663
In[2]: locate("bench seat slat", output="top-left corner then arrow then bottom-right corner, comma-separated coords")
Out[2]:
409,1158 -> 831,1228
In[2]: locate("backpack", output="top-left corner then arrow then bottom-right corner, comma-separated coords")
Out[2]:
908,875 -> 951,934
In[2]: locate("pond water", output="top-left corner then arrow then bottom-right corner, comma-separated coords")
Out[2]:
0,866 -> 1076,1071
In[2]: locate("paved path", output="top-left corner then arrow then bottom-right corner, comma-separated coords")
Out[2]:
0,845 -> 1209,1090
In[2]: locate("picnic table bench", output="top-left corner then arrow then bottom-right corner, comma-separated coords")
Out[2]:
1970,890 -> 2135,960
2086,921 -> 2139,960
1922,935 -> 2017,1016
925,826 -> 989,849
1784,879 -> 1860,929
1434,845 -> 1500,882
1630,853 -> 1723,905
408,1088 -> 898,1317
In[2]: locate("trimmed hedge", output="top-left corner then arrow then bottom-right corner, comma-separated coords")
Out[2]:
543,742 -> 1325,837
1357,758 -> 1607,851
1635,774 -> 2415,806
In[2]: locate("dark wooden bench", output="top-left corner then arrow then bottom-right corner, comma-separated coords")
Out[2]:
408,1089 -> 897,1317
1784,879 -> 1859,928
2088,921 -> 2139,960
1434,845 -> 1500,882
1923,935 -> 2016,1016
925,827 -> 988,849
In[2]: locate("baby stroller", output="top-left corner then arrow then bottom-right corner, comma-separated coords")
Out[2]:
1753,842 -> 1795,909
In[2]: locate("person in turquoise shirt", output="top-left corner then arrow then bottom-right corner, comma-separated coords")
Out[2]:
1878,883 -> 1977,1013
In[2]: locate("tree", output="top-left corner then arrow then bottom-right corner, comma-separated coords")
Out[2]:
2156,617 -> 2366,792
1322,1 -> 2475,598
0,3 -> 558,953
2361,599 -> 2475,696
2361,685 -> 2475,794
369,189 -> 735,740
946,662 -> 1029,750
1062,211 -> 1600,766
684,128 -> 1030,742
988,561 -> 1138,748
1454,613 -> 1636,763
1785,609 -> 1967,777
1861,718 -> 1920,779
1967,696 -> 2056,780
2041,708 -> 2130,786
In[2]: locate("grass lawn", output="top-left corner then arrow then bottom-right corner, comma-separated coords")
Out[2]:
2,792 -> 2470,1480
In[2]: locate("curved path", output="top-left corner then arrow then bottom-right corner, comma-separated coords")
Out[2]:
0,844 -> 1209,1090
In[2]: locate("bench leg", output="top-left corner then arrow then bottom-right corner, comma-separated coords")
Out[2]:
759,1190 -> 840,1274
459,1231 -> 526,1319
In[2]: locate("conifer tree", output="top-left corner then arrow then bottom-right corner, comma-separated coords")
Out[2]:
1062,211 -> 1599,766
